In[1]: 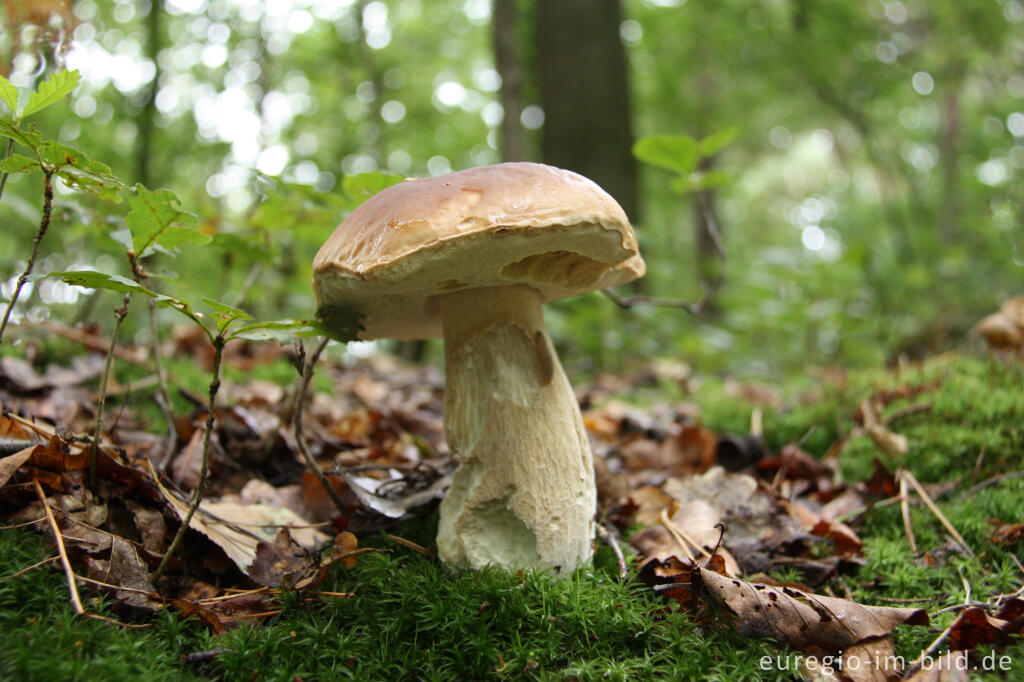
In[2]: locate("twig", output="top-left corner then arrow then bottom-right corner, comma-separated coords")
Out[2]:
384,534 -> 428,554
0,555 -> 60,584
834,493 -> 906,523
74,575 -> 159,598
899,469 -> 917,554
11,320 -> 149,364
660,508 -> 704,561
148,298 -> 178,469
596,523 -> 628,580
901,469 -> 974,557
293,337 -> 347,516
32,477 -> 84,615
0,137 -> 15,201
602,277 -> 721,315
0,167 -> 56,346
89,293 -> 131,487
961,471 -> 1024,498
154,333 -> 225,580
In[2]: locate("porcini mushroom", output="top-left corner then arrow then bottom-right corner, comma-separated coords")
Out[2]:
313,162 -> 644,573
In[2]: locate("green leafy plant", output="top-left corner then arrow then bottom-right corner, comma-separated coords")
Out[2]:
0,69 -> 124,345
632,128 -> 736,194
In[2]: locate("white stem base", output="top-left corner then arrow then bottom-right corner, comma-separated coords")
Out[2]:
436,285 -> 595,574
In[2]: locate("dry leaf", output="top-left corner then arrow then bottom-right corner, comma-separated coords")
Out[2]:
693,565 -> 929,654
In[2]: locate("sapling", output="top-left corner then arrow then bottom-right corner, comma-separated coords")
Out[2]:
0,70 -> 120,345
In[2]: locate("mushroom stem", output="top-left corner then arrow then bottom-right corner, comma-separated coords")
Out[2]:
436,284 -> 595,573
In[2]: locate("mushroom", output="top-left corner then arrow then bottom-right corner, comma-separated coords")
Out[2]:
313,162 -> 645,573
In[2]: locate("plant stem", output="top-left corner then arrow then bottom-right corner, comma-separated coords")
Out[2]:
0,137 -> 15,203
89,293 -> 131,486
294,337 -> 347,516
153,332 -> 225,581
0,167 -> 55,346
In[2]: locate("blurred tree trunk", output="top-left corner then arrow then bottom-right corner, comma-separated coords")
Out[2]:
694,156 -> 723,295
136,0 -> 162,188
493,0 -> 524,161
534,0 -> 638,222
938,86 -> 962,245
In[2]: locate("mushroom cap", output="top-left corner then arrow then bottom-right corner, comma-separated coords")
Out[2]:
313,162 -> 645,340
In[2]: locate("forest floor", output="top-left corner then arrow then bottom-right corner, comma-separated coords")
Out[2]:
0,333 -> 1022,680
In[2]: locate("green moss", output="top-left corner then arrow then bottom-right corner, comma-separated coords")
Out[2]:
3,353 -> 1023,679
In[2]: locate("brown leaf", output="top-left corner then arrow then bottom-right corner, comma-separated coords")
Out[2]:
248,530 -> 312,588
866,458 -> 898,498
787,500 -> 863,555
693,566 -> 929,654
946,604 -> 1024,651
0,446 -> 35,488
757,444 -> 829,481
990,521 -> 1024,546
903,650 -> 970,682
626,485 -> 673,527
86,536 -> 160,609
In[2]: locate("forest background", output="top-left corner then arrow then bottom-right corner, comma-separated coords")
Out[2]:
2,0 -> 1022,376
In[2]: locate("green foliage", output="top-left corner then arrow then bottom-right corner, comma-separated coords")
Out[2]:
18,70 -> 82,120
632,134 -> 698,175
315,302 -> 364,343
340,171 -> 405,210
126,185 -> 206,256
0,77 -> 18,114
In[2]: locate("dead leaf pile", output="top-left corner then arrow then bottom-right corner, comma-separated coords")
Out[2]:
0,338 -> 452,629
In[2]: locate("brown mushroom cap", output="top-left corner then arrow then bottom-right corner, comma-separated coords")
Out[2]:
313,162 -> 645,340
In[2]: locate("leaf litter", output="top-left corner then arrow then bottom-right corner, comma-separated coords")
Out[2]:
1,334 -> 1021,679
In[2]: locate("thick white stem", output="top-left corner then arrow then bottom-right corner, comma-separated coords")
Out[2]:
436,285 -> 595,573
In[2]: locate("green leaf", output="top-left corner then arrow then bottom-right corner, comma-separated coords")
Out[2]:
154,225 -> 213,250
201,297 -> 253,322
0,153 -> 40,174
632,135 -> 698,175
40,141 -> 113,175
669,176 -> 694,194
689,170 -> 730,190
42,270 -> 156,297
0,76 -> 18,115
341,171 -> 404,209
230,319 -> 318,342
0,118 -> 44,151
108,227 -> 133,252
696,128 -> 739,157
315,303 -> 364,343
20,70 -> 81,119
126,184 -> 199,256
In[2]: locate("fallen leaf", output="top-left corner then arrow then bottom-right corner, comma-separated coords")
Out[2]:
946,601 -> 1024,651
693,565 -> 928,654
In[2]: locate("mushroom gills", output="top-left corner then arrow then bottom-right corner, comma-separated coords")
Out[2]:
501,250 -> 611,289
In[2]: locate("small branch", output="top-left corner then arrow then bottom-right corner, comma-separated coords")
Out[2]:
0,137 -> 15,202
596,523 -> 628,580
961,470 -> 1024,498
0,167 -> 55,345
602,275 -> 722,315
32,477 -> 85,615
901,469 -> 974,558
294,337 -> 347,516
899,469 -> 917,554
0,555 -> 60,585
142,276 -> 177,470
89,293 -> 132,487
153,333 -> 225,581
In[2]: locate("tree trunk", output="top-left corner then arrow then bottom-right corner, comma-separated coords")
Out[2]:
534,0 -> 638,221
493,0 -> 524,162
